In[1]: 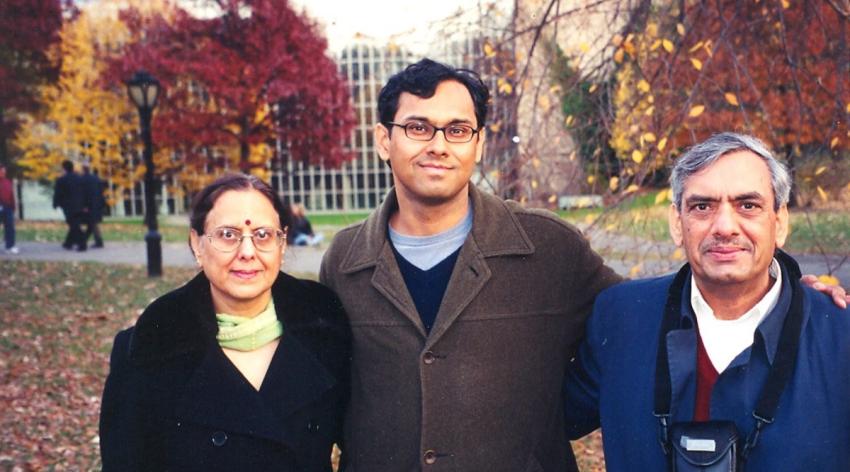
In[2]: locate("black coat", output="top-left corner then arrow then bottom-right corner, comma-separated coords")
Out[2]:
82,172 -> 106,221
99,271 -> 351,471
53,172 -> 84,216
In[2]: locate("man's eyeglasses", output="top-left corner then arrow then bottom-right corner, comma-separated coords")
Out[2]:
385,121 -> 480,143
205,227 -> 287,253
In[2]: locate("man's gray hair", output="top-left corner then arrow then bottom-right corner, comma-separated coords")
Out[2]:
670,132 -> 791,210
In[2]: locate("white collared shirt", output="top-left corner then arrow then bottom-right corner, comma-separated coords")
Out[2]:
690,258 -> 782,373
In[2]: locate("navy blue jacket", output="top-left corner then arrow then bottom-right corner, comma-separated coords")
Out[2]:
564,256 -> 850,471
99,271 -> 351,471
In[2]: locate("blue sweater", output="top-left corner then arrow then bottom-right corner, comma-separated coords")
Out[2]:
393,246 -> 461,333
564,260 -> 850,471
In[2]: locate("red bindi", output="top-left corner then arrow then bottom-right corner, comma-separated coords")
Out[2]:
245,219 -> 251,225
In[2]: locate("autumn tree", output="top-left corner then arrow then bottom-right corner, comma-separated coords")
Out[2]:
607,0 -> 850,204
14,10 -> 138,195
105,0 -> 355,188
0,0 -> 65,166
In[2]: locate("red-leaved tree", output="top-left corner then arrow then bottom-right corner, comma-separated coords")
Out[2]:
105,0 -> 354,184
0,0 -> 65,165
610,0 -> 850,197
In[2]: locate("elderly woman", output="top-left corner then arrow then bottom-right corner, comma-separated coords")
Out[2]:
99,174 -> 350,471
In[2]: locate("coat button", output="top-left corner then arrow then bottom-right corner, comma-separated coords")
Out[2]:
211,431 -> 228,447
423,449 -> 437,465
423,351 -> 436,365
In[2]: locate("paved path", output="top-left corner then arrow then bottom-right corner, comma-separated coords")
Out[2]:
2,239 -> 847,284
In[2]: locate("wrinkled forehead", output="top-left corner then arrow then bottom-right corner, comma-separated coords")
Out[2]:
683,151 -> 773,198
205,189 -> 280,229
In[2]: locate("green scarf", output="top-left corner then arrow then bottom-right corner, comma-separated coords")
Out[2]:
216,299 -> 283,351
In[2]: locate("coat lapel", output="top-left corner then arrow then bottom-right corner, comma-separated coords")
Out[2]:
425,237 -> 491,347
371,242 -> 427,336
259,333 -> 337,423
339,189 -> 424,335
426,187 -> 533,346
174,342 -> 289,445
175,334 -> 336,447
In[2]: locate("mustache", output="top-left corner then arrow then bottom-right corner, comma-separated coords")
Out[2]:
699,237 -> 753,253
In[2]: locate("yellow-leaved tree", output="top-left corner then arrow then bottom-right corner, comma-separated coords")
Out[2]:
608,22 -> 679,190
14,8 -> 138,202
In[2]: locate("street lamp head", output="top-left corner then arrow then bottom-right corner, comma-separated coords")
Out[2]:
126,70 -> 161,111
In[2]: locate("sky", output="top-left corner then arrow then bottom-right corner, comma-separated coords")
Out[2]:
290,0 -> 488,54
75,0 -> 493,55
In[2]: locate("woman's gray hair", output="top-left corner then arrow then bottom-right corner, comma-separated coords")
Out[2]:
670,132 -> 791,210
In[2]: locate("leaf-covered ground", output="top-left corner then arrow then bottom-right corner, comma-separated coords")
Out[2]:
0,259 -> 606,471
0,260 -> 198,471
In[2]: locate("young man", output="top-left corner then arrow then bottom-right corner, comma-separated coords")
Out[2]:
564,133 -> 850,470
320,59 -> 622,471
0,165 -> 18,254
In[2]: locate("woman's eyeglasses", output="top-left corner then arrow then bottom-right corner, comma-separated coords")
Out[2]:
205,227 -> 286,252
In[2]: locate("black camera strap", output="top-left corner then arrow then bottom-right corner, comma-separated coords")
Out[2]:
653,250 -> 805,463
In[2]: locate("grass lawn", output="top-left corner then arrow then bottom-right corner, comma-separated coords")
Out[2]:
14,214 -> 365,246
0,259 -> 605,471
561,193 -> 850,255
15,218 -> 189,243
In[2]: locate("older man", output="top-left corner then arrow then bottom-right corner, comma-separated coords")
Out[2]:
564,133 -> 850,471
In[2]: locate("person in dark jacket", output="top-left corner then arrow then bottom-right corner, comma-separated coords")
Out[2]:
81,166 -> 106,248
53,160 -> 86,251
99,173 -> 351,471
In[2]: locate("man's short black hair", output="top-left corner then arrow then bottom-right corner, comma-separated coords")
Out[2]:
62,160 -> 74,173
378,58 -> 490,129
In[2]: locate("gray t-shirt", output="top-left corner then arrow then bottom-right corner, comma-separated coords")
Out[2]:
388,207 -> 473,270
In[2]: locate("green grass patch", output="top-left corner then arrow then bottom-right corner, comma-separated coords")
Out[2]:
560,202 -> 849,255
16,213 -> 368,246
308,212 -> 370,227
786,210 -> 850,254
16,218 -> 188,243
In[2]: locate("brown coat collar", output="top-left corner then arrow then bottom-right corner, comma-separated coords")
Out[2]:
338,184 -> 535,274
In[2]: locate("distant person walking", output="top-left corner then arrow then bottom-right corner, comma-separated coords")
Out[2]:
0,164 -> 18,254
53,160 -> 86,251
82,166 -> 106,248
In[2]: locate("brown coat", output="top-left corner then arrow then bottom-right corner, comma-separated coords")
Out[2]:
320,186 -> 622,471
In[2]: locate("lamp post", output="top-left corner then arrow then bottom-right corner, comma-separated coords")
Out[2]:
126,70 -> 162,277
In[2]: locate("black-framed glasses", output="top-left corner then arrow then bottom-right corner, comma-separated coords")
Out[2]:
385,121 -> 480,143
205,226 -> 287,253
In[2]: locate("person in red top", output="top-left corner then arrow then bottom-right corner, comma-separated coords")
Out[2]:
0,165 -> 18,254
